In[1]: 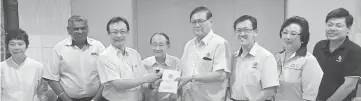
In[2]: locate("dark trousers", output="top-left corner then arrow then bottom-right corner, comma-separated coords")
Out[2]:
57,96 -> 108,101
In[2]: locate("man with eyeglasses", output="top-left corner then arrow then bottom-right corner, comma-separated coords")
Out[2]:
142,32 -> 181,101
228,15 -> 279,101
96,16 -> 161,101
43,15 -> 107,101
314,8 -> 361,101
174,6 -> 232,101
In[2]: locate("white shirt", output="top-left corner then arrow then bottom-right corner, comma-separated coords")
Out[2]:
230,43 -> 279,100
142,54 -> 181,101
42,37 -> 105,99
97,45 -> 147,101
1,57 -> 48,101
180,30 -> 232,101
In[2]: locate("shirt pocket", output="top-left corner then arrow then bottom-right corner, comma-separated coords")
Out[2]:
282,64 -> 302,83
198,59 -> 213,73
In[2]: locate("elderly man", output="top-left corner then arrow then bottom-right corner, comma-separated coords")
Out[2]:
175,6 -> 232,101
142,32 -> 181,101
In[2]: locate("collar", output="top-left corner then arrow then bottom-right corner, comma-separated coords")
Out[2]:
279,46 -> 307,57
150,54 -> 172,66
64,37 -> 93,46
322,36 -> 350,52
193,29 -> 215,46
110,44 -> 129,56
238,42 -> 260,57
6,56 -> 28,69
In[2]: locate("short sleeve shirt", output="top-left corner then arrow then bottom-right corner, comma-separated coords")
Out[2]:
275,47 -> 323,101
97,45 -> 147,101
229,43 -> 279,100
314,37 -> 361,100
142,55 -> 181,101
1,57 -> 48,101
42,37 -> 105,99
180,30 -> 232,101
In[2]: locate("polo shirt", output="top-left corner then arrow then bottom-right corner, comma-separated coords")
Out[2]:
229,43 -> 279,100
274,47 -> 323,101
97,45 -> 148,101
42,37 -> 105,99
313,37 -> 361,101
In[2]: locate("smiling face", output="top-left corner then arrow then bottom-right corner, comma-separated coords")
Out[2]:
190,11 -> 212,37
325,17 -> 349,41
108,21 -> 129,48
150,34 -> 169,58
234,20 -> 257,46
67,21 -> 88,43
281,23 -> 302,51
8,39 -> 27,57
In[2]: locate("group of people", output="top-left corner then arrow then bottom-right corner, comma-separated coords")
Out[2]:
1,6 -> 361,101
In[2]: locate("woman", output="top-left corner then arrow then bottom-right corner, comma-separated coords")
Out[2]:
1,28 -> 48,101
275,16 -> 323,101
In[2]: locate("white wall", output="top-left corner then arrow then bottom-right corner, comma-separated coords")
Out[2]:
71,0 -> 136,48
136,0 -> 285,58
18,0 -> 71,63
287,0 -> 361,53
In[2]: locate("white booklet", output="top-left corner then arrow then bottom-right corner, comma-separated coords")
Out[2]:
158,69 -> 181,94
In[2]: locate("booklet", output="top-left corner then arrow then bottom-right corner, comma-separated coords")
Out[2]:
158,69 -> 181,94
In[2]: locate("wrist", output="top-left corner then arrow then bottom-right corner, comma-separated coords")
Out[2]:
58,92 -> 71,101
148,83 -> 154,90
191,75 -> 196,82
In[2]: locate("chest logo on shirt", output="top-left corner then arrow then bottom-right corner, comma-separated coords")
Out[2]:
336,55 -> 342,63
168,74 -> 174,79
252,62 -> 258,68
91,52 -> 98,56
290,64 -> 296,68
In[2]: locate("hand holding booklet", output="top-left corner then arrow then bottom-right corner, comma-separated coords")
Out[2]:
158,69 -> 181,94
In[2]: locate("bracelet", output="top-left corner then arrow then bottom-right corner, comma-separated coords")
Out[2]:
57,92 -> 65,98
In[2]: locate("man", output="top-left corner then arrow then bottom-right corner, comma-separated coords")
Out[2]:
43,15 -> 106,101
142,32 -> 181,101
314,8 -> 361,101
229,15 -> 279,101
175,6 -> 232,101
96,16 -> 160,101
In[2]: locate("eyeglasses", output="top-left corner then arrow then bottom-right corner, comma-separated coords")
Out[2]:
281,31 -> 300,38
235,28 -> 254,34
109,30 -> 128,35
190,19 -> 209,25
